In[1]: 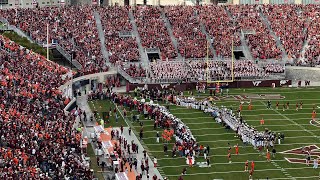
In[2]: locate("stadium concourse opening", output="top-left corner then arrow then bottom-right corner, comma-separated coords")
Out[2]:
233,50 -> 245,60
147,52 -> 160,61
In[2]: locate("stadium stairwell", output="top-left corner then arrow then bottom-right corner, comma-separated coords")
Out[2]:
239,30 -> 254,60
128,9 -> 149,67
198,15 -> 217,59
160,10 -> 182,59
93,11 -> 111,66
258,10 -> 289,60
224,7 -> 254,60
300,18 -> 311,63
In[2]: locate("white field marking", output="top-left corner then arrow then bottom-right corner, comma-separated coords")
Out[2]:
147,142 -> 320,148
143,127 -> 224,133
144,127 -> 319,134
194,90 -> 320,95
206,98 -> 320,104
244,117 -> 311,122
172,111 -> 313,116
259,101 -> 320,141
157,153 -> 261,160
170,103 -> 318,110
165,166 -> 316,177
157,159 -> 287,168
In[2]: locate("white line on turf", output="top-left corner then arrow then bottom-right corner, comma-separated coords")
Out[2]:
259,101 -> 320,141
157,159 -> 287,168
147,142 -> 320,148
164,166 -> 315,176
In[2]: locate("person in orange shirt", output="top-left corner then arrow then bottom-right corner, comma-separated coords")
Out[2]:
266,150 -> 271,162
260,116 -> 265,125
251,161 -> 255,171
312,110 -> 317,121
235,144 -> 239,155
248,100 -> 252,110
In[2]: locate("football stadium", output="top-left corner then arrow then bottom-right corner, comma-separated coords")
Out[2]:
0,0 -> 320,180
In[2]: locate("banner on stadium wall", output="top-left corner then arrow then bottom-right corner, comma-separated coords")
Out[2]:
60,0 -> 65,5
92,0 -> 98,5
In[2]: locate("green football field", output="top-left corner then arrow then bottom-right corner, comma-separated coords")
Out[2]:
89,87 -> 320,180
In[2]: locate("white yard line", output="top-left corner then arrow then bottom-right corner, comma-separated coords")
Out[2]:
157,159 -> 287,168
165,166 -> 315,177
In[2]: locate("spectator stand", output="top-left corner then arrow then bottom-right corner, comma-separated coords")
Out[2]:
261,4 -> 306,61
134,6 -> 178,61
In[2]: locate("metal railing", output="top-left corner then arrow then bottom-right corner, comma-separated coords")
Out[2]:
117,66 -> 137,84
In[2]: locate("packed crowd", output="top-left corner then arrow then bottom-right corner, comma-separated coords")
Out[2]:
98,6 -> 140,63
232,60 -> 267,79
148,60 -> 284,82
0,6 -> 106,75
0,36 -> 91,179
199,6 -> 241,57
123,64 -> 146,78
302,5 -> 320,65
148,61 -> 191,83
228,5 -> 282,59
262,4 -> 306,60
134,6 -> 178,60
164,6 -> 212,58
188,60 -> 232,81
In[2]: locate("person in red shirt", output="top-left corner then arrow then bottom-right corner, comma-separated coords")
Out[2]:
251,161 -> 255,171
235,144 -> 239,155
260,116 -> 265,125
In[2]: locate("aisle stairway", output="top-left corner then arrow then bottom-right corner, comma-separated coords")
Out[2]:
93,11 -> 111,66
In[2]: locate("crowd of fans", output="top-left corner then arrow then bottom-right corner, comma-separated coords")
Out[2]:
228,5 -> 282,60
0,36 -> 92,179
188,60 -> 231,81
148,61 -> 191,83
164,6 -> 212,58
98,6 -> 140,63
123,64 -> 146,78
0,6 -> 106,75
302,5 -> 320,65
133,6 -> 178,60
148,60 -> 284,82
199,6 -> 241,58
262,4 -> 306,60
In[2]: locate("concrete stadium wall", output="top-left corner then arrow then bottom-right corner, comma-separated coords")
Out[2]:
285,66 -> 320,82
1,0 -> 66,9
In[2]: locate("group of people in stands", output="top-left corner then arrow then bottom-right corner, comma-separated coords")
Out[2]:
0,6 -> 105,75
134,6 -> 177,60
1,5 -> 320,80
148,60 -> 285,82
98,6 -> 140,63
0,36 -> 92,179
